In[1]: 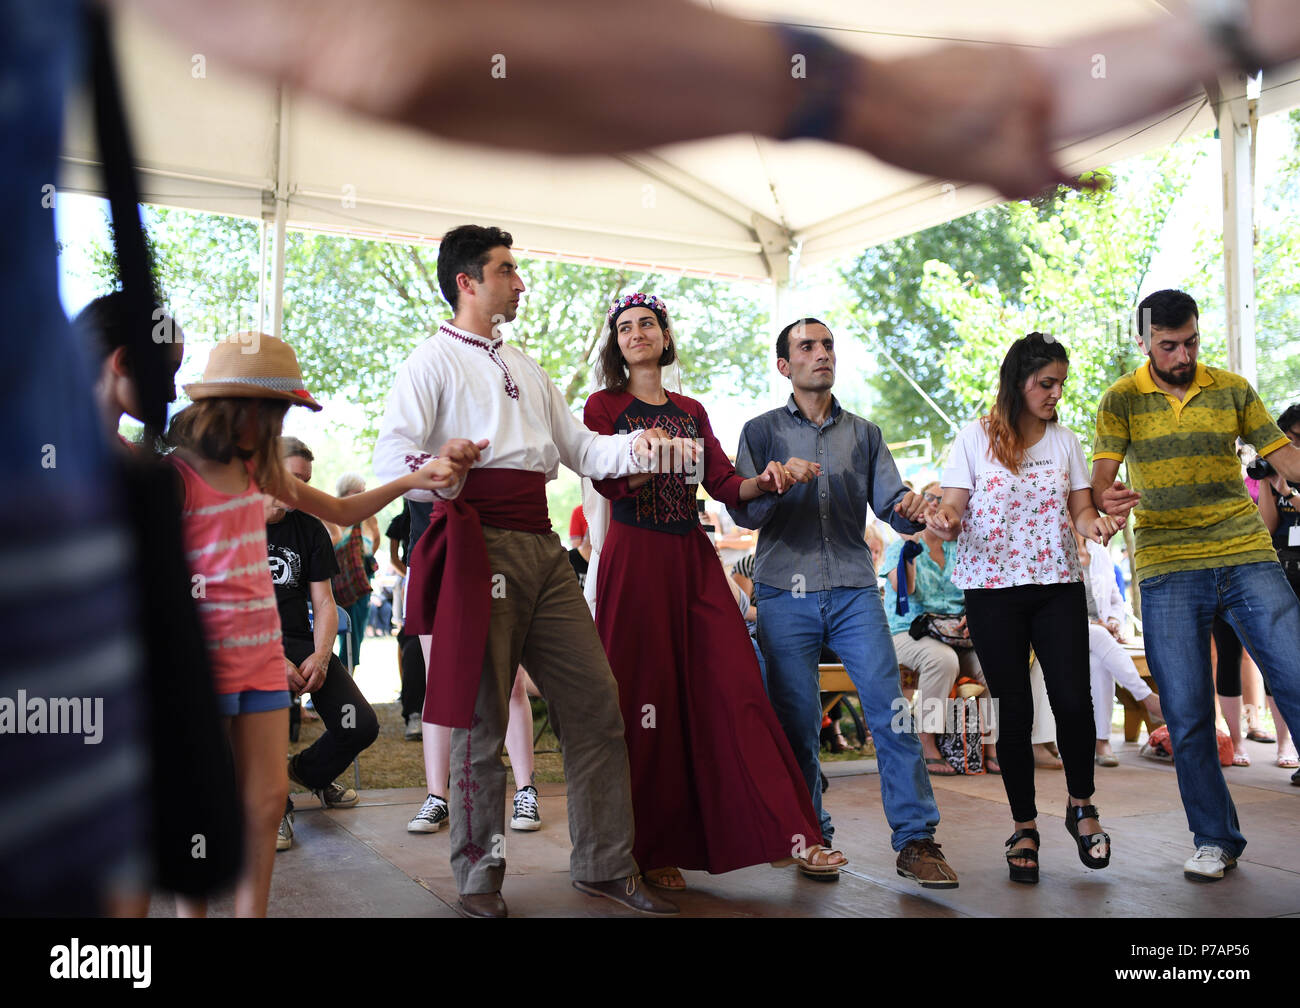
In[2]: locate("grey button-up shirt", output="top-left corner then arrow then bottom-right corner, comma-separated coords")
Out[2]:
728,395 -> 921,592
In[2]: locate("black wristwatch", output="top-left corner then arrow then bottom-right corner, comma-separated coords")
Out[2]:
1192,0 -> 1267,74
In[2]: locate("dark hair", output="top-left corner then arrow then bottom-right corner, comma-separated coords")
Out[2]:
75,291 -> 175,363
1136,289 -> 1199,341
1279,403 -> 1300,433
597,299 -> 677,393
776,317 -> 831,362
981,332 -> 1069,474
436,225 -> 513,310
280,436 -> 314,462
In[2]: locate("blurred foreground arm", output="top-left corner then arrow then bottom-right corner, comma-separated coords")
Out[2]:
114,0 -> 1300,199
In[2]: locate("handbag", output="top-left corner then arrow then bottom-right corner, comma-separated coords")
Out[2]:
332,525 -> 372,607
936,691 -> 986,774
908,612 -> 974,649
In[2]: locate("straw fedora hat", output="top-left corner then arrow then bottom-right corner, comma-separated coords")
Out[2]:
184,333 -> 322,411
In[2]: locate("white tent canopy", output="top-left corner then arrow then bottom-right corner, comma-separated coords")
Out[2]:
58,1 -> 1300,285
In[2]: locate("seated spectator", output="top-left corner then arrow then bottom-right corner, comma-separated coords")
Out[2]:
882,481 -> 997,775
1077,532 -> 1163,766
267,438 -> 380,851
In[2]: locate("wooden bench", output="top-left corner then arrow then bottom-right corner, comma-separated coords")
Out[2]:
1114,643 -> 1160,742
818,663 -> 917,717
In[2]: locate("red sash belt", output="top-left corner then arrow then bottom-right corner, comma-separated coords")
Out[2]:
404,469 -> 550,729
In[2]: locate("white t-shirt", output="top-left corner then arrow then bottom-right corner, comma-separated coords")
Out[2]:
941,420 -> 1091,589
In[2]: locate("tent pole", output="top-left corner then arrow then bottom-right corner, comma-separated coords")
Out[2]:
1216,74 -> 1258,384
270,85 -> 290,341
256,220 -> 268,333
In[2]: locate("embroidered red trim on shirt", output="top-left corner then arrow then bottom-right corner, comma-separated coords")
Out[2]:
441,323 -> 519,400
404,452 -> 433,473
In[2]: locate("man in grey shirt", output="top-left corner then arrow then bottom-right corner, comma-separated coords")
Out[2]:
729,318 -> 959,889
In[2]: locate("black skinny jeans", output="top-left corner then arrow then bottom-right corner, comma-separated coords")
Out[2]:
283,634 -> 380,787
964,581 -> 1095,824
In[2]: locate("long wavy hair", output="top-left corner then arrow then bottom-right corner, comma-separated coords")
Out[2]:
981,332 -> 1069,474
167,398 -> 291,494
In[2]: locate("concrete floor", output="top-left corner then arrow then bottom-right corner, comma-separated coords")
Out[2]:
155,737 -> 1300,918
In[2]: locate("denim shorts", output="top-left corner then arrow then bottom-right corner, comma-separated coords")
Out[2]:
215,689 -> 291,717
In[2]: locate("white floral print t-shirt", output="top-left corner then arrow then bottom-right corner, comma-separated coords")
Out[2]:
941,420 -> 1091,589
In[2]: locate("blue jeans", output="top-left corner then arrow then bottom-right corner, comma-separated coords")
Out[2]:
1140,562 -> 1300,857
755,585 -> 940,850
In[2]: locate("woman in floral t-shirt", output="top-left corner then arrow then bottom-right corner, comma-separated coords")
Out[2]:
932,333 -> 1118,885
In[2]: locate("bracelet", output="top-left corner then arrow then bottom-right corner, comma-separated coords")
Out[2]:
1192,0 -> 1266,74
774,25 -> 856,141
629,433 -> 654,473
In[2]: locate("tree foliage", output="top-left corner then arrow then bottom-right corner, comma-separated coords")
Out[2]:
88,208 -> 771,440
1255,108 -> 1300,412
838,144 -> 1208,456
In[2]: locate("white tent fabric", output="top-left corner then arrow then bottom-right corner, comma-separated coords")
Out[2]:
59,2 -> 1300,281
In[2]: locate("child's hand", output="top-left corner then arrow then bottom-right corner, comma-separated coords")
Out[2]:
435,438 -> 489,485
412,457 -> 459,490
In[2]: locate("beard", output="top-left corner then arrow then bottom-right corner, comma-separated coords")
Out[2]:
1150,358 -> 1195,387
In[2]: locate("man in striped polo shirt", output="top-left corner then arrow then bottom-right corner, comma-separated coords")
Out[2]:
1090,289 -> 1300,882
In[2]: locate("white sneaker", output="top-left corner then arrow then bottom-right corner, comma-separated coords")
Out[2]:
404,713 -> 423,741
1184,844 -> 1237,882
276,808 -> 294,852
510,785 -> 542,831
408,794 -> 448,833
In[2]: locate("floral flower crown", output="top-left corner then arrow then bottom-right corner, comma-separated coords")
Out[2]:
607,291 -> 668,321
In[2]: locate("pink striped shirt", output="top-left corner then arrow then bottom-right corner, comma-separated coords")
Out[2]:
170,455 -> 287,696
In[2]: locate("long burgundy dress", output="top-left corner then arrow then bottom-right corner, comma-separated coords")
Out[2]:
584,389 -> 821,873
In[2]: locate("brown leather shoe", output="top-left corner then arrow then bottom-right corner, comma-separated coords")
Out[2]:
572,875 -> 679,915
895,838 -> 959,889
457,892 -> 508,918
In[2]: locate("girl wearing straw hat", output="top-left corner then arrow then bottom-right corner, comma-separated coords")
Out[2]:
167,332 -> 470,917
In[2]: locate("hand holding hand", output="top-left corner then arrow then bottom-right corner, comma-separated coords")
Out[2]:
635,429 -> 700,473
929,503 -> 962,537
894,490 -> 928,523
285,658 -> 306,697
298,652 -> 330,694
1100,480 -> 1141,520
434,437 -> 490,485
1085,512 -> 1120,546
755,460 -> 788,495
783,457 -> 821,483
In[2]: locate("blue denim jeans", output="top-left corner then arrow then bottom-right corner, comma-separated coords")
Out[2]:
1139,561 -> 1300,857
755,585 -> 940,850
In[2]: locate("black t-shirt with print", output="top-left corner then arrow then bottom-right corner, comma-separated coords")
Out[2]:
266,509 -> 338,641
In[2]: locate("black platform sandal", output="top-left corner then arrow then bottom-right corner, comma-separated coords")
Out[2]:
1065,803 -> 1110,869
1004,829 -> 1040,884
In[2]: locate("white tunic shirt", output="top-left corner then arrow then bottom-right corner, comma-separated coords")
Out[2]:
373,322 -> 644,500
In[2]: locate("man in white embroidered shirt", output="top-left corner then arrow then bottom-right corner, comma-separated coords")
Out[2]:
374,225 -> 687,919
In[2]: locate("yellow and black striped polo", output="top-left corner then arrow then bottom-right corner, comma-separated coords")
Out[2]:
1094,361 -> 1288,581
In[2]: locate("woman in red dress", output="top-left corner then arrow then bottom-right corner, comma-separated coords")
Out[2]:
584,292 -> 846,889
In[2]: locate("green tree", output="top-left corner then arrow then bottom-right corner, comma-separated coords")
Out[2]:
1255,108 -> 1300,411
88,208 -> 772,442
838,205 -> 1035,448
839,143 -> 1207,455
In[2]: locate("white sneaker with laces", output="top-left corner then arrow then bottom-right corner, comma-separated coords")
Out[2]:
408,794 -> 449,833
276,809 -> 294,852
1184,844 -> 1237,881
510,785 -> 542,831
